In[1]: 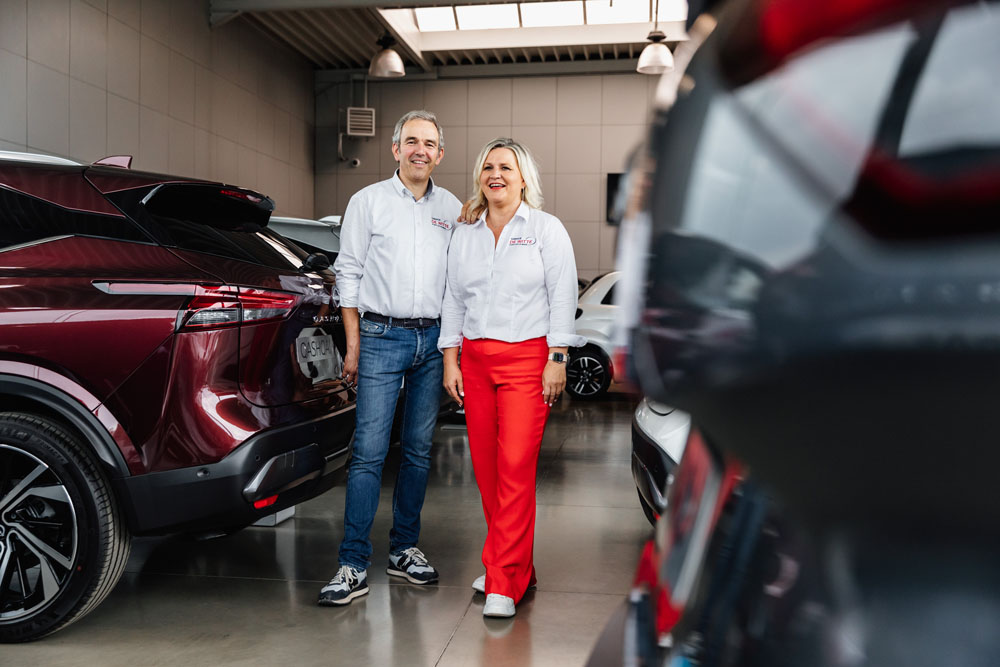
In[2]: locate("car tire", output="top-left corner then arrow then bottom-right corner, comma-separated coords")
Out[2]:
637,489 -> 659,526
566,346 -> 612,399
0,413 -> 131,643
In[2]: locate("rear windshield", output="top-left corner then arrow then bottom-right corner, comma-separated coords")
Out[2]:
107,184 -> 306,271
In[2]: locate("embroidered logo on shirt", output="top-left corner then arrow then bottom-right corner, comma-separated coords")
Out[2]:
509,237 -> 536,246
431,217 -> 452,230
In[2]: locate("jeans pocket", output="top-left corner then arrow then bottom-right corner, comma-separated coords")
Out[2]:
360,318 -> 388,337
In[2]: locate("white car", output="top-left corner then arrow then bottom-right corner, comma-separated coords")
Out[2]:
268,215 -> 342,256
631,398 -> 690,525
568,271 -> 622,398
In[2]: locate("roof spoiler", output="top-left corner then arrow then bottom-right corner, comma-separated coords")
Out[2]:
93,155 -> 133,169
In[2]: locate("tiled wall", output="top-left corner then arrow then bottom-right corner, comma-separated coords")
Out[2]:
316,74 -> 658,278
0,0 -> 315,217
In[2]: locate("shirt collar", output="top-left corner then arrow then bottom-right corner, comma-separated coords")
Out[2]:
392,170 -> 435,201
475,200 -> 532,225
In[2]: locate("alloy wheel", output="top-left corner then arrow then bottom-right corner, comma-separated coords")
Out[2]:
0,444 -> 77,622
567,354 -> 609,398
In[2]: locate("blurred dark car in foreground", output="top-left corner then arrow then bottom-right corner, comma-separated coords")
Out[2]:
0,151 -> 355,641
592,0 -> 1000,665
630,398 -> 688,525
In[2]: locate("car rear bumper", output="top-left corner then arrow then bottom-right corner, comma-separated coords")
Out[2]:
631,415 -> 677,515
117,407 -> 354,534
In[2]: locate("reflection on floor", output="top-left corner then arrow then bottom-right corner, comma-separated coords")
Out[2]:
4,390 -> 651,666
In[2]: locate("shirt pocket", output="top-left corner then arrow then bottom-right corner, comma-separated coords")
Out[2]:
514,245 -> 545,292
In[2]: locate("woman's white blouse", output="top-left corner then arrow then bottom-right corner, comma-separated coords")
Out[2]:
439,202 -> 586,350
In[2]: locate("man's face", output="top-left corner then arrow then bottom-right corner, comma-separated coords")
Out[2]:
392,119 -> 443,186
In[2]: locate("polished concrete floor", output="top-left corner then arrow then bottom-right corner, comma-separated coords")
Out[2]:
5,390 -> 651,666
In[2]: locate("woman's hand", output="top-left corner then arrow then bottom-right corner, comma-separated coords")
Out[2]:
542,360 -> 566,406
457,198 -> 485,224
442,350 -> 464,407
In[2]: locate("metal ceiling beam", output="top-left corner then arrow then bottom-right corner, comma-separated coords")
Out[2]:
266,10 -> 334,66
316,56 -> 641,83
311,11 -> 371,65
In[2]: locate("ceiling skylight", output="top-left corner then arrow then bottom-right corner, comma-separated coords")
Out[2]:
414,7 -> 457,32
455,4 -> 520,30
521,1 -> 584,27
585,0 -> 650,24
402,0 -> 687,35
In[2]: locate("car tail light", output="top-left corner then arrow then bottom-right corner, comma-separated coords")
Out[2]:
178,285 -> 299,331
253,494 -> 279,509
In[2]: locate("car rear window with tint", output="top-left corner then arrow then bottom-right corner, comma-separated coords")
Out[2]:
0,186 -> 151,251
108,184 -> 304,271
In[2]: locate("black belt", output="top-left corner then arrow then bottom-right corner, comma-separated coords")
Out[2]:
362,312 -> 440,328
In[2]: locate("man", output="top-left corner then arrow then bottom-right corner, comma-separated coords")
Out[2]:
319,110 -> 461,606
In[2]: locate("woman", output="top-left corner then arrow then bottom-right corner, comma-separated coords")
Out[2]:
439,137 -> 585,618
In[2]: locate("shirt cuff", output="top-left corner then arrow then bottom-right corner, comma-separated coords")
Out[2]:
437,334 -> 463,351
547,333 -> 587,348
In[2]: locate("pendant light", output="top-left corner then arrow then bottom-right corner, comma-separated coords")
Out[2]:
369,32 -> 405,78
637,0 -> 675,74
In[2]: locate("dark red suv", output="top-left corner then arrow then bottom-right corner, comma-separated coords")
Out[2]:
0,151 -> 356,641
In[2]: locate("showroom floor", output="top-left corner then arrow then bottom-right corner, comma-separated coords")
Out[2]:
4,390 -> 650,666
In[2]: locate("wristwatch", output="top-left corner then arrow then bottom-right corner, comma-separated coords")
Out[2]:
547,352 -> 568,363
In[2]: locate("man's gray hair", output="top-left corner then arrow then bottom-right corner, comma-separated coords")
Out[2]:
392,110 -> 445,149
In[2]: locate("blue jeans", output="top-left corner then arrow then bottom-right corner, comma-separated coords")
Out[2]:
338,318 -> 443,570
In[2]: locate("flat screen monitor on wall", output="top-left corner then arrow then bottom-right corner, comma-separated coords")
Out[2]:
607,173 -> 624,224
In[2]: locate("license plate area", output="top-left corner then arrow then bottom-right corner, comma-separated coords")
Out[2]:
295,327 -> 342,383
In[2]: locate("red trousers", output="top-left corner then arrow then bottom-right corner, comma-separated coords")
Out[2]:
461,336 -> 550,602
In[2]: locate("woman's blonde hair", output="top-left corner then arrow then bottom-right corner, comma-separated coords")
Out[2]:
469,137 -> 544,215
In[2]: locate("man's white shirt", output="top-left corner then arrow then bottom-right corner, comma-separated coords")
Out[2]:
334,173 -> 461,319
439,201 -> 586,350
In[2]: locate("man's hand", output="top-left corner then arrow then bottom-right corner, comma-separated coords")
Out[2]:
542,360 -> 566,406
342,347 -> 359,385
442,348 -> 464,406
341,307 -> 360,386
457,198 -> 484,224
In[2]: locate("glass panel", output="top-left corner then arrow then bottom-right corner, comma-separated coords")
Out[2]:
585,0 -> 648,25
520,1 -> 583,27
455,4 -> 520,30
414,7 -> 456,31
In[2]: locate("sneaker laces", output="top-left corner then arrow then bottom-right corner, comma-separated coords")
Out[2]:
329,565 -> 359,588
397,547 -> 429,567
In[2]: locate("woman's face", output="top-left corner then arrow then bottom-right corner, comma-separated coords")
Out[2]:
479,147 -> 526,209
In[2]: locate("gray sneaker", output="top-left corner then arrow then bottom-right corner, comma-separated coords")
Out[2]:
387,547 -> 439,584
318,565 -> 368,606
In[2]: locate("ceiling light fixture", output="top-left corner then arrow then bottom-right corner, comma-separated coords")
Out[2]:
369,32 -> 405,78
636,0 -> 674,74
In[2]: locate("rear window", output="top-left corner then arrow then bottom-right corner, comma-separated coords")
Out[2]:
0,186 -> 151,251
107,184 -> 305,271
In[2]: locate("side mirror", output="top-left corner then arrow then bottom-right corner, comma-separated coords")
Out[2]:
301,252 -> 331,272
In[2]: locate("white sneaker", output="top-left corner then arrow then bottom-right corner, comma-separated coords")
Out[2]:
483,593 -> 515,618
317,565 -> 368,606
473,574 -> 536,594
387,546 -> 439,584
